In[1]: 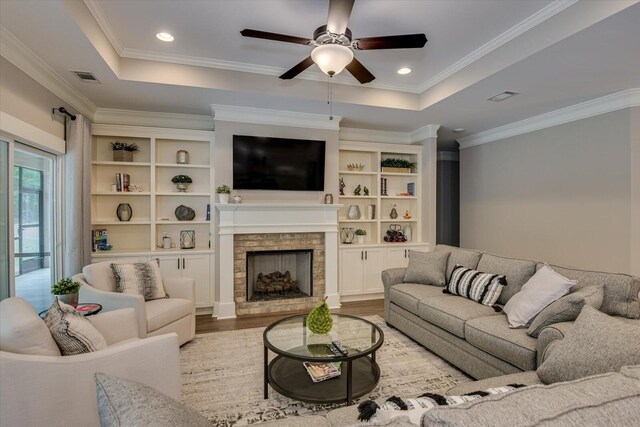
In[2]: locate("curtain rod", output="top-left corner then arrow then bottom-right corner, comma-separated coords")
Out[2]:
52,107 -> 76,121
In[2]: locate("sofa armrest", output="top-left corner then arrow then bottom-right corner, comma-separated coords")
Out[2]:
87,308 -> 139,345
536,321 -> 574,366
163,277 -> 196,303
78,281 -> 147,337
0,333 -> 180,427
382,268 -> 407,291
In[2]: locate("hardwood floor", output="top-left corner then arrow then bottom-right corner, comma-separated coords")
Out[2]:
195,299 -> 384,334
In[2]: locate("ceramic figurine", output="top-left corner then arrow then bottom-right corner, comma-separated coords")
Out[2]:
339,178 -> 345,196
363,186 -> 369,196
390,204 -> 398,219
403,210 -> 412,219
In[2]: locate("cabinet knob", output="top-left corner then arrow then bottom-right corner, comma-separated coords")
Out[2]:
182,258 -> 185,269
361,251 -> 363,260
365,251 -> 368,260
177,259 -> 180,269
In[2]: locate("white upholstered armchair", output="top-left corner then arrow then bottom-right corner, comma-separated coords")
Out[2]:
0,297 -> 180,427
73,260 -> 195,346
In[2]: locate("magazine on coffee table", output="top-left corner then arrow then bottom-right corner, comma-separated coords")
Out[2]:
303,362 -> 341,383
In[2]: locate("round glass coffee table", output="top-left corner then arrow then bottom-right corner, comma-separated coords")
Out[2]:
263,314 -> 384,405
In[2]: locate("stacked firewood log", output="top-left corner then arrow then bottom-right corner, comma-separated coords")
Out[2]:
255,271 -> 298,294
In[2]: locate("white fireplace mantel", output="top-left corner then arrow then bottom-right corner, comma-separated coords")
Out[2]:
214,203 -> 342,319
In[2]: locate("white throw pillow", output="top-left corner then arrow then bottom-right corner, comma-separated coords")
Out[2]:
503,264 -> 577,328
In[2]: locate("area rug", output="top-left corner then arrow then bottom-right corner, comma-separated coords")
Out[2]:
180,315 -> 471,426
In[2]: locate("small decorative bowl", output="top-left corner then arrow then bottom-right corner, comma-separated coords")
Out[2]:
347,163 -> 365,171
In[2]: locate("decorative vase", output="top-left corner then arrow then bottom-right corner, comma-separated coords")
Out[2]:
324,193 -> 333,204
356,235 -> 365,244
403,225 -> 412,242
347,205 -> 361,219
113,150 -> 133,162
56,293 -> 78,308
175,183 -> 190,192
175,205 -> 196,221
176,150 -> 189,164
116,203 -> 132,221
233,195 -> 242,204
218,193 -> 229,204
390,206 -> 398,219
367,204 -> 376,220
180,230 -> 195,249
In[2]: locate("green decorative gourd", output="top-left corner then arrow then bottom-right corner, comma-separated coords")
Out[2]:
307,296 -> 333,334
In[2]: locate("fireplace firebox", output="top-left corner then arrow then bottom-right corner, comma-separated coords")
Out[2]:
246,249 -> 313,302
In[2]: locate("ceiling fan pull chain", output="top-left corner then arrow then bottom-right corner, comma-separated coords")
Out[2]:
329,76 -> 334,121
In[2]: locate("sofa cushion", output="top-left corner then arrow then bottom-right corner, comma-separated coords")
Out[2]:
527,285 -> 604,337
621,365 -> 640,381
145,298 -> 193,332
388,283 -> 444,315
83,261 -> 117,292
0,297 -> 61,356
545,264 -> 640,319
435,244 -> 482,281
445,265 -> 506,307
95,373 -> 212,427
418,295 -> 501,338
44,299 -> 108,356
477,254 -> 536,305
404,251 -> 449,286
503,265 -> 576,328
536,306 -> 640,384
446,371 -> 542,395
465,315 -> 537,371
421,371 -> 640,427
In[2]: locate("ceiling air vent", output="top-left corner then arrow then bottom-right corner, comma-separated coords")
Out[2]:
71,70 -> 100,83
486,91 -> 519,102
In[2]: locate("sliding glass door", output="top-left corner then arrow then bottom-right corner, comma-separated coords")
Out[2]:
12,144 -> 57,312
0,140 -> 9,300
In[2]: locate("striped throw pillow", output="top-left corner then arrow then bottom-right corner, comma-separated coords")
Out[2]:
111,260 -> 166,301
445,265 -> 506,307
44,299 -> 107,355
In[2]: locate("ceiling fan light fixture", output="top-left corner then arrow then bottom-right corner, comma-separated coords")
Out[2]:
311,44 -> 353,76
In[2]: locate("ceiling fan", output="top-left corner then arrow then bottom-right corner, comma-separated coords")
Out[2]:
240,0 -> 427,84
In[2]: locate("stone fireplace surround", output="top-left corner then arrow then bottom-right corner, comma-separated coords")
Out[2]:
215,203 -> 341,319
234,233 -> 324,315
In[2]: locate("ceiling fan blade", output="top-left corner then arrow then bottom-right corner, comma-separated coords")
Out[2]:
345,57 -> 375,84
240,29 -> 311,46
327,0 -> 355,34
353,34 -> 427,50
280,56 -> 315,80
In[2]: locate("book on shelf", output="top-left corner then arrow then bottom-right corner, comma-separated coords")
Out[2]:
303,362 -> 341,383
115,173 -> 130,192
407,182 -> 415,196
92,229 -> 107,252
206,204 -> 211,221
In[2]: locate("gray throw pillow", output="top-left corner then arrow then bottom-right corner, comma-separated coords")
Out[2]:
536,306 -> 640,384
404,251 -> 450,286
527,285 -> 604,337
95,373 -> 211,427
44,299 -> 107,356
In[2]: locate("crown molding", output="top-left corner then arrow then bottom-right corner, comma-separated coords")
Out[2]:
409,124 -> 440,142
211,104 -> 342,131
416,0 -> 579,93
94,108 -> 214,130
0,25 -> 97,119
459,88 -> 640,149
82,0 -> 123,54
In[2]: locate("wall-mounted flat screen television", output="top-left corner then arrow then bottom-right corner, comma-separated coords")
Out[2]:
233,135 -> 326,191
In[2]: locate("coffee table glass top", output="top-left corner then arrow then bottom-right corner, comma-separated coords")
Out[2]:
264,314 -> 383,360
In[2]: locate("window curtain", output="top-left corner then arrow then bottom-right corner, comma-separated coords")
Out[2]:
63,115 -> 91,276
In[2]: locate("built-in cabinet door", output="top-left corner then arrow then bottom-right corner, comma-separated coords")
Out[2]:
340,249 -> 364,296
387,247 -> 409,269
155,255 -> 182,280
182,254 -> 211,307
363,248 -> 386,294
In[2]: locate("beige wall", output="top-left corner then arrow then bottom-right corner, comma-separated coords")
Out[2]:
213,120 -> 339,204
0,57 -> 72,141
460,108 -> 636,274
631,107 -> 640,275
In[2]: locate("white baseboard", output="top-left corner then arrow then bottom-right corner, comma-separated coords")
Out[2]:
212,301 -> 236,319
340,293 -> 384,303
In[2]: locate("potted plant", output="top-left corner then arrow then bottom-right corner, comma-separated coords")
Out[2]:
355,229 -> 367,244
381,158 -> 415,174
51,277 -> 80,308
171,175 -> 192,192
111,142 -> 139,162
216,185 -> 231,203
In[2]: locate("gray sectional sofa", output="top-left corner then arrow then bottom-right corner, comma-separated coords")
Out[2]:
382,244 -> 640,379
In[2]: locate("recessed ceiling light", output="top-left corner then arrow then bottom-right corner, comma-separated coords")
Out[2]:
452,128 -> 466,133
397,67 -> 412,75
156,32 -> 174,42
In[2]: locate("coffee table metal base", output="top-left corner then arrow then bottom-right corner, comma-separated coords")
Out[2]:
265,352 -> 380,405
